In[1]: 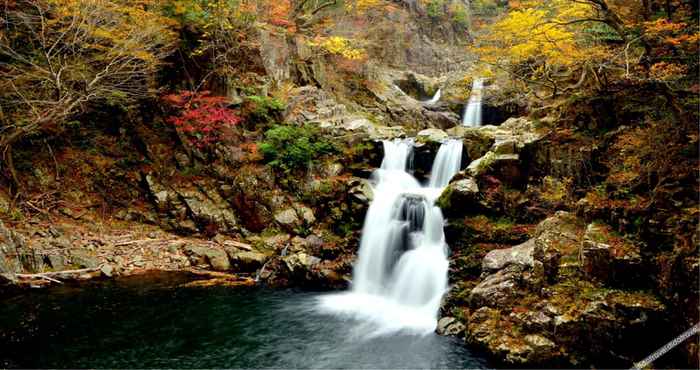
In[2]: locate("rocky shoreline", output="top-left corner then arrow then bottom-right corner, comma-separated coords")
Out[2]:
2,114 -> 697,368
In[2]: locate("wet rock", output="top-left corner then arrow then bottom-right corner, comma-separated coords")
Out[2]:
437,317 -> 466,336
469,264 -> 524,308
492,138 -> 518,155
69,249 -> 99,269
348,178 -> 374,204
183,245 -> 230,271
282,252 -> 321,277
226,249 -> 267,273
100,264 -> 114,277
523,334 -> 558,361
416,128 -> 448,143
436,176 -> 479,215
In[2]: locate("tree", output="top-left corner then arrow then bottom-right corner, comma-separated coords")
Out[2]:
0,0 -> 176,191
471,0 -> 698,98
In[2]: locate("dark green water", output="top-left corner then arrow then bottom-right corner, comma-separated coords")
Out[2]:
0,273 -> 488,368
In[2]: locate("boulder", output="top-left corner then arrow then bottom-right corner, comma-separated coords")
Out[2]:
468,306 -> 562,366
46,254 -> 67,270
348,178 -> 374,204
274,209 -> 300,228
274,205 -> 316,231
226,249 -> 267,272
482,239 -> 536,273
282,252 -> 321,277
437,316 -> 466,336
183,245 -> 230,271
416,128 -> 448,143
469,264 -> 524,308
581,222 -> 643,287
436,176 -> 479,214
69,249 -> 100,269
100,263 -> 114,277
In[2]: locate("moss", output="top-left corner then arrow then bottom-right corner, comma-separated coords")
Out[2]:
435,187 -> 453,210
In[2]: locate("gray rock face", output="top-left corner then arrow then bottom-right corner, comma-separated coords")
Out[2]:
469,264 -> 524,308
0,220 -> 25,277
482,239 -> 536,273
580,222 -> 643,287
144,174 -> 238,234
183,246 -> 230,271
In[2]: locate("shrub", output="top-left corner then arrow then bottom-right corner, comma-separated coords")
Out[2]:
163,90 -> 241,149
243,95 -> 286,126
425,0 -> 445,19
259,125 -> 335,172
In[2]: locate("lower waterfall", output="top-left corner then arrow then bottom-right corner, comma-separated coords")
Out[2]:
319,138 -> 463,335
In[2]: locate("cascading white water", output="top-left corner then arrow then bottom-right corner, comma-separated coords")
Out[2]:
319,138 -> 463,335
424,88 -> 441,105
428,139 -> 463,188
462,78 -> 484,127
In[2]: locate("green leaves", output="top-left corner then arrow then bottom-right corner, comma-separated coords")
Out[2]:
259,124 -> 335,172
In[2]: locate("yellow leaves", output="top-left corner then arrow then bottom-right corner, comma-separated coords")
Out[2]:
44,0 -> 177,67
474,0 -> 614,72
345,0 -> 382,13
309,36 -> 367,60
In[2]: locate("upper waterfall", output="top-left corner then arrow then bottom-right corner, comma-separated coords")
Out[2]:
318,138 -> 462,335
462,78 -> 484,127
424,89 -> 442,105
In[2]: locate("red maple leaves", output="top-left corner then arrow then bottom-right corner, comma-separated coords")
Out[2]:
163,90 -> 241,148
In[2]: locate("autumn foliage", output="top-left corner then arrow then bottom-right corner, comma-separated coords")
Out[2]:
471,0 -> 699,97
163,91 -> 241,149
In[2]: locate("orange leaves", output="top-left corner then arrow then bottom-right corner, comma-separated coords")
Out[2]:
267,0 -> 295,31
649,62 -> 689,81
643,18 -> 687,34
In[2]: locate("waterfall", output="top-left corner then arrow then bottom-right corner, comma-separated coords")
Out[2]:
428,139 -> 463,188
462,78 -> 484,127
424,88 -> 441,105
319,138 -> 463,335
